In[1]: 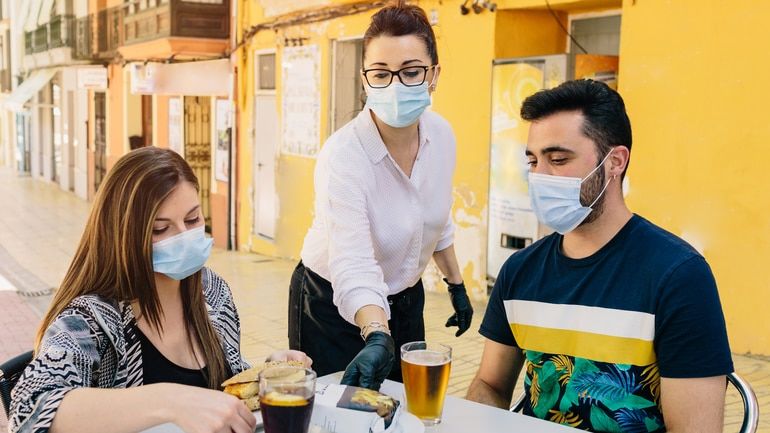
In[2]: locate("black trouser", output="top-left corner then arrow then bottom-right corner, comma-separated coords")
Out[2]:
288,261 -> 425,382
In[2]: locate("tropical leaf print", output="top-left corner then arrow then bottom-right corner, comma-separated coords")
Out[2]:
590,406 -> 623,433
525,349 -> 544,364
571,365 -> 641,403
553,354 -> 574,385
532,361 -> 561,419
640,363 -> 661,402
530,369 -> 541,408
615,408 -> 653,433
549,409 -> 582,427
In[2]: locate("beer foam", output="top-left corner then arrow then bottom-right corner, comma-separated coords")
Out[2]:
402,349 -> 450,366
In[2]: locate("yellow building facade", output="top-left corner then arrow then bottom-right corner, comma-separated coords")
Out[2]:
236,0 -> 770,355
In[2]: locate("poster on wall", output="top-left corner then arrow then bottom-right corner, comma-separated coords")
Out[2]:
486,55 -> 566,285
215,99 -> 231,182
281,44 -> 321,157
168,97 -> 182,155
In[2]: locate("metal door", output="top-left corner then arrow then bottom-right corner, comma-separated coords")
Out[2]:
184,96 -> 212,232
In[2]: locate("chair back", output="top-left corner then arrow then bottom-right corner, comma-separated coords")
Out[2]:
728,372 -> 759,433
0,350 -> 34,417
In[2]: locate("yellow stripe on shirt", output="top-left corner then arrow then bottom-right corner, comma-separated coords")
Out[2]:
510,323 -> 657,366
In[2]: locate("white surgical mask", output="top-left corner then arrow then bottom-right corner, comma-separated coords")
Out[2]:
365,82 -> 431,128
152,226 -> 212,280
528,151 -> 614,234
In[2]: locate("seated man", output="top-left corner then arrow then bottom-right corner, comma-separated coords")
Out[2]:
467,79 -> 733,433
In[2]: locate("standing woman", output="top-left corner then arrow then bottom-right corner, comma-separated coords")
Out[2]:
289,1 -> 473,390
9,147 -> 309,433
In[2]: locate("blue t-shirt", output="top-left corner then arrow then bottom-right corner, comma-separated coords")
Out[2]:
480,215 -> 733,432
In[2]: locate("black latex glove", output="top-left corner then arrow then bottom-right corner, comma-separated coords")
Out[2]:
444,278 -> 474,337
340,331 -> 395,390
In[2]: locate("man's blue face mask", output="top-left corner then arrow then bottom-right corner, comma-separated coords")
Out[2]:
152,226 -> 212,280
527,151 -> 614,235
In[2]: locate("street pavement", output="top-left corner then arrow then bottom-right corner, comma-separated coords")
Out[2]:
0,166 -> 766,432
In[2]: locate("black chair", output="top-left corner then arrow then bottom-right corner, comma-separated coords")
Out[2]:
509,371 -> 759,433
0,350 -> 34,418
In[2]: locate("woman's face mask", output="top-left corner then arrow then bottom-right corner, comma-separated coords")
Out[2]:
152,226 -> 212,280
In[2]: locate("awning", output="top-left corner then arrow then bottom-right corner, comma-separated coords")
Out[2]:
2,69 -> 57,112
38,0 -> 56,26
23,0 -> 44,31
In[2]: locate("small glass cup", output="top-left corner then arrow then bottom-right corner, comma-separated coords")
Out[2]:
258,366 -> 316,433
400,341 -> 452,426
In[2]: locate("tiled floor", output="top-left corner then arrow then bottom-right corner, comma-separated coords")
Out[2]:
0,166 -> 766,432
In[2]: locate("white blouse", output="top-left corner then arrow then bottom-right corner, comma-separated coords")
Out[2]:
301,108 -> 456,325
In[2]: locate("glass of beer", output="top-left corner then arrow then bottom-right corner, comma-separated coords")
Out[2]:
258,366 -> 316,433
400,341 -> 452,426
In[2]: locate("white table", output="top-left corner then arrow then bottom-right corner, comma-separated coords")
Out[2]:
319,372 -> 578,433
143,372 -> 579,433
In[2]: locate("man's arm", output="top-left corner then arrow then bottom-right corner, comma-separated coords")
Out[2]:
466,339 -> 525,409
660,376 -> 726,433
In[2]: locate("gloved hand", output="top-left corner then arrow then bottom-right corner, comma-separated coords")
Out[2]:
340,331 -> 395,390
444,278 -> 474,337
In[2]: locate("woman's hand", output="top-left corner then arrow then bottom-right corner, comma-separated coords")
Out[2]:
266,349 -> 314,368
158,383 -> 257,433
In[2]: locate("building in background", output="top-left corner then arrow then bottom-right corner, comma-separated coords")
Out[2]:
0,0 -> 236,248
235,0 -> 770,356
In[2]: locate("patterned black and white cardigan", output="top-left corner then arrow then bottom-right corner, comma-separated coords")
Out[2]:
8,267 -> 251,433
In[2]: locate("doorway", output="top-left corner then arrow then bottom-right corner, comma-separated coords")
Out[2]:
184,96 -> 212,232
330,38 -> 364,134
94,91 -> 107,192
15,113 -> 30,174
252,52 -> 278,239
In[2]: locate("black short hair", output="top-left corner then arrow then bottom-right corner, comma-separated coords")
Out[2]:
521,79 -> 632,178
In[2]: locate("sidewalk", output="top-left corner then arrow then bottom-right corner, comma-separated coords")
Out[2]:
0,165 -> 767,432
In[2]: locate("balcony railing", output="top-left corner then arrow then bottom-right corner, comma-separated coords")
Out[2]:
74,15 -> 94,60
124,0 -> 230,46
50,15 -> 75,49
22,1 -> 229,60
23,15 -> 78,55
32,26 -> 48,53
97,6 -> 124,57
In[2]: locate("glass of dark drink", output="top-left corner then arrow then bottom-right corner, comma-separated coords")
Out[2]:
258,366 -> 316,433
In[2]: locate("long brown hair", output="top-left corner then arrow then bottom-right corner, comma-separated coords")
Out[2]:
35,147 -> 228,389
363,0 -> 439,65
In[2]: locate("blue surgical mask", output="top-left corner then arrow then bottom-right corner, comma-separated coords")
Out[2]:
152,226 -> 212,280
528,152 -> 613,235
366,82 -> 431,128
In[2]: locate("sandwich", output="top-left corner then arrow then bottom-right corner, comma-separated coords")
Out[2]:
221,360 -> 305,410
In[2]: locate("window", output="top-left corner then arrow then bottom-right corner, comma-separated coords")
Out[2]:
258,53 -> 276,90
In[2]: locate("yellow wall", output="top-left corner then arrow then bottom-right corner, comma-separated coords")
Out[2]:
495,10 -> 567,59
618,1 -> 770,355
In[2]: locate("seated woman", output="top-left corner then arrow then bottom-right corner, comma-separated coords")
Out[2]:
8,147 -> 310,433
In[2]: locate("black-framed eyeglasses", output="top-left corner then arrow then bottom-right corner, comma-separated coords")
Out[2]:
362,65 -> 437,89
